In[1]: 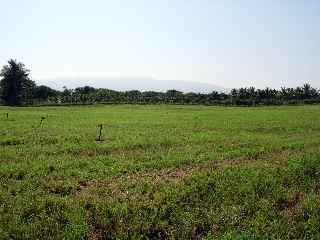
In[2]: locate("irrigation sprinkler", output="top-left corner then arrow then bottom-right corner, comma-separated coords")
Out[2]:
40,117 -> 46,127
97,124 -> 103,141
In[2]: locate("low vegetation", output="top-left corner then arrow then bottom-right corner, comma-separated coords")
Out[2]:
0,104 -> 320,239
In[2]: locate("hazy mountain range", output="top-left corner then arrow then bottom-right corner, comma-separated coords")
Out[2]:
36,78 -> 227,93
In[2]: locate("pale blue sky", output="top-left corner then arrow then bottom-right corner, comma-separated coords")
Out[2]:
1,0 -> 319,88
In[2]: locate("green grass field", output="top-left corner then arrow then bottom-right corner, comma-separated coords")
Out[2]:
1,105 -> 320,239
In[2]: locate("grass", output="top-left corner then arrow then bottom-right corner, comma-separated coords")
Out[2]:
0,104 -> 320,239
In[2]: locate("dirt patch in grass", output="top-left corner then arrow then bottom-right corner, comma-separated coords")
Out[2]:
74,146 -> 315,199
88,230 -> 104,240
73,158 -> 260,198
74,167 -> 193,198
276,192 -> 303,211
275,192 -> 305,217
67,148 -> 111,157
140,167 -> 192,182
85,203 -> 105,240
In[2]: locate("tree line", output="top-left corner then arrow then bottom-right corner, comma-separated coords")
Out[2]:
1,59 -> 320,106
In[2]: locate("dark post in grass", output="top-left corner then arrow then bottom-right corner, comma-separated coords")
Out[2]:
97,124 -> 103,141
6,113 -> 8,119
40,117 -> 46,127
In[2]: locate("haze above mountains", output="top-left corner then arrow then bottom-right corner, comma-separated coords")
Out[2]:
37,78 -> 227,93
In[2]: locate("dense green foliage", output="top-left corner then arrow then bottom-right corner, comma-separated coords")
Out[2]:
0,105 -> 320,239
1,60 -> 320,106
53,84 -> 320,106
0,59 -> 35,105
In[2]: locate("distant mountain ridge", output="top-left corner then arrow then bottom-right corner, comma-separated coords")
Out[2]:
36,78 -> 227,93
